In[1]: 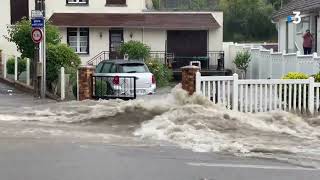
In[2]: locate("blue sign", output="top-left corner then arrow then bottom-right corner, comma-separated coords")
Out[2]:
287,16 -> 293,23
32,18 -> 44,28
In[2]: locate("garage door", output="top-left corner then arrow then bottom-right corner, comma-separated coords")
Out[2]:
167,30 -> 208,57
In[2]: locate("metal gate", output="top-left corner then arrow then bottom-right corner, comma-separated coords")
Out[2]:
92,75 -> 137,100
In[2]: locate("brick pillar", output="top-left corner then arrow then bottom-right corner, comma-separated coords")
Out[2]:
181,65 -> 200,95
78,66 -> 95,101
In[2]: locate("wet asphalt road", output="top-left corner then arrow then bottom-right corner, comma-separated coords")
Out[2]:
0,82 -> 320,180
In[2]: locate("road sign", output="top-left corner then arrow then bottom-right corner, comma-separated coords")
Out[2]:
32,18 -> 44,28
31,10 -> 43,18
31,28 -> 43,44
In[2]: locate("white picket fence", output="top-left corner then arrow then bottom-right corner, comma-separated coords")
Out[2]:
196,72 -> 320,114
1,51 -> 66,100
224,43 -> 320,79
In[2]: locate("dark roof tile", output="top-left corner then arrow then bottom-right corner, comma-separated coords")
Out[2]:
49,13 -> 220,29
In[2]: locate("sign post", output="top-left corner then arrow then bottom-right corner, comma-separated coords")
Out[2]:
31,10 -> 46,98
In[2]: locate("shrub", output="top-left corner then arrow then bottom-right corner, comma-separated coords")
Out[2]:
6,18 -> 61,59
46,43 -> 81,91
282,72 -> 309,80
233,51 -> 251,78
119,41 -> 151,60
281,72 -> 309,110
312,72 -> 320,82
145,58 -> 173,87
6,56 -> 27,80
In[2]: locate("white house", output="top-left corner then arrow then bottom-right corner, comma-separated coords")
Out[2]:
0,0 -> 223,67
273,0 -> 320,54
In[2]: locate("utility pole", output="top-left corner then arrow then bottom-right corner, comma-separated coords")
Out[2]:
34,0 -> 46,98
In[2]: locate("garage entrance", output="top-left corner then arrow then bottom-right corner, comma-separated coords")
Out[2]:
167,30 -> 208,57
167,30 -> 208,69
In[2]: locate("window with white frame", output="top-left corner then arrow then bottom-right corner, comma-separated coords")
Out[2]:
67,28 -> 89,54
66,0 -> 89,5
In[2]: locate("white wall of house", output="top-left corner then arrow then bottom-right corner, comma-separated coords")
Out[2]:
0,0 -> 18,56
209,12 -> 223,51
278,19 -> 286,52
29,0 -> 146,19
143,29 -> 166,51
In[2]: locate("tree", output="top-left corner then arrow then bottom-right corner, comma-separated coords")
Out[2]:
6,18 -> 61,59
266,0 -> 291,10
233,51 -> 251,78
219,0 -> 277,42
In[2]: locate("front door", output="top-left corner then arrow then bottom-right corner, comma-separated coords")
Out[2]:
109,29 -> 123,59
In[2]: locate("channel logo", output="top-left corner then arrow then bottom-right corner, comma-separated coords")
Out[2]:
287,11 -> 301,24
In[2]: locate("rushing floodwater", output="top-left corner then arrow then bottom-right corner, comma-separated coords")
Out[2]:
1,86 -> 320,168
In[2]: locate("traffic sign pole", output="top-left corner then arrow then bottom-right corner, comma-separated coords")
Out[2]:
31,10 -> 46,99
41,21 -> 46,99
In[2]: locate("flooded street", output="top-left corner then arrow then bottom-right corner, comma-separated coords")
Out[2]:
1,85 -> 320,168
1,83 -> 320,179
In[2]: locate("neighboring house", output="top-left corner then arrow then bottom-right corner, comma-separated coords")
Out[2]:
273,0 -> 320,54
0,0 -> 223,67
0,0 -> 29,55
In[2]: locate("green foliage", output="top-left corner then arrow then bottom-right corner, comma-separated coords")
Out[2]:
311,72 -> 320,83
233,51 -> 251,73
6,18 -> 61,59
46,44 -> 81,90
6,57 -> 15,75
73,83 -> 78,99
267,0 -> 290,10
95,81 -> 108,97
152,0 -> 160,9
219,0 -> 277,42
145,58 -> 173,87
6,57 -> 27,79
282,72 -> 309,80
120,41 -> 151,60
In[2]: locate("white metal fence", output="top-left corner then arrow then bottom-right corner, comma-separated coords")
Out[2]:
196,72 -> 320,114
224,43 -> 320,79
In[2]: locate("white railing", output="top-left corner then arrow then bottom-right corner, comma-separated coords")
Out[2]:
196,72 -> 320,114
224,43 -> 320,79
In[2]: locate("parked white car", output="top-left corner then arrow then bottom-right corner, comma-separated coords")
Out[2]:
95,60 -> 156,96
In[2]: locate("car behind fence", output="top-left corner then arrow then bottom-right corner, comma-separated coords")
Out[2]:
92,75 -> 137,100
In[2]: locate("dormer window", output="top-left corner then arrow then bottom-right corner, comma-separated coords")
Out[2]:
66,0 -> 89,5
106,0 -> 126,6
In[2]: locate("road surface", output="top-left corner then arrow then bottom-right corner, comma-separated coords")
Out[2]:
0,81 -> 320,180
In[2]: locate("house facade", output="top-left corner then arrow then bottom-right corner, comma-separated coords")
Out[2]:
0,0 -> 30,55
273,0 -> 320,54
0,0 -> 223,66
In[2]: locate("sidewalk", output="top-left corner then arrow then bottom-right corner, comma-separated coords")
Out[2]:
0,82 -> 52,110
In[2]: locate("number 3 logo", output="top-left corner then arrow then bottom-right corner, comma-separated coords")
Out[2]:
293,11 -> 301,24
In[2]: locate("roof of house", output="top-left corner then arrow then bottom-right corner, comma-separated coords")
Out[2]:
273,0 -> 320,19
49,13 -> 220,29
